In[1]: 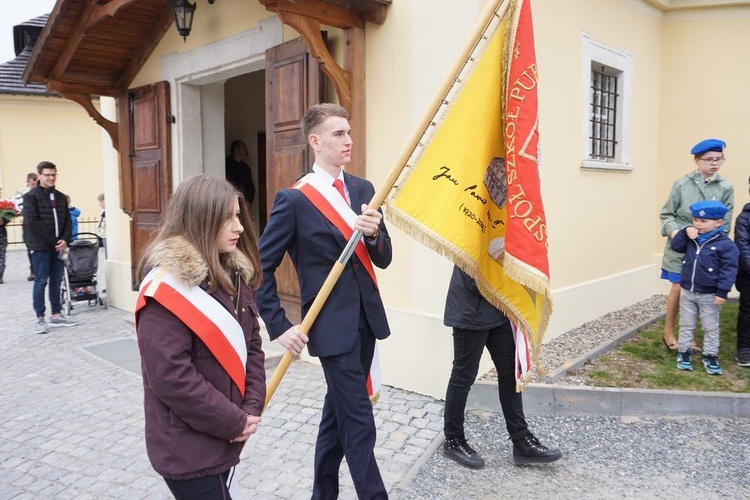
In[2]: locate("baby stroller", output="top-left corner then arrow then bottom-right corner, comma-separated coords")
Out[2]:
61,232 -> 107,316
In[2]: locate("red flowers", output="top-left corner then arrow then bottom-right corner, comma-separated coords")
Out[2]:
0,199 -> 21,222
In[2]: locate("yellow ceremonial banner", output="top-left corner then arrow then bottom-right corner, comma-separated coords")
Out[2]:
386,0 -> 552,378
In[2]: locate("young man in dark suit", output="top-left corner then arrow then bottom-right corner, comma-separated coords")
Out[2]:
258,103 -> 391,499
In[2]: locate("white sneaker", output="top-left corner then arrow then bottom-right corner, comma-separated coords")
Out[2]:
49,315 -> 78,327
34,319 -> 49,334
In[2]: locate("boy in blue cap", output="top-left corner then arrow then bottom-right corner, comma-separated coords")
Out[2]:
671,200 -> 738,374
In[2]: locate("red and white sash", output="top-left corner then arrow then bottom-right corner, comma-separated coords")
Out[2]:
512,322 -> 531,389
135,268 -> 248,397
293,173 -> 378,287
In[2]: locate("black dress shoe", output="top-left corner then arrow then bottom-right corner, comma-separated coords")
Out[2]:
443,437 -> 485,469
512,433 -> 562,465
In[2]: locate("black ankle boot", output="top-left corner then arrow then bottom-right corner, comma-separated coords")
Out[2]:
443,437 -> 485,469
512,433 -> 562,465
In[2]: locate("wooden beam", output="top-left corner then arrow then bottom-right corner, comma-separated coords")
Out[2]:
345,25 -> 365,177
88,0 -> 141,29
45,79 -> 127,98
57,91 -> 120,151
50,0 -> 100,82
260,0 -> 365,29
118,4 -> 175,88
278,12 -> 352,112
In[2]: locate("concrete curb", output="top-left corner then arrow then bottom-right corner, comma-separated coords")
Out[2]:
467,381 -> 750,418
467,312 -> 750,418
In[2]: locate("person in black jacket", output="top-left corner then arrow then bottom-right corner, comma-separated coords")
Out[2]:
442,266 -> 562,468
22,161 -> 78,334
734,189 -> 750,367
225,140 -> 255,207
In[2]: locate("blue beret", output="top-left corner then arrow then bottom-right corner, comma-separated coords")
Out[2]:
690,200 -> 728,220
690,139 -> 726,156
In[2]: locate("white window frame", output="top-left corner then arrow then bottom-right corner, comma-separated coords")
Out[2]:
581,33 -> 634,172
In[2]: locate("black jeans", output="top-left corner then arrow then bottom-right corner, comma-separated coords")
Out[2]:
164,469 -> 233,500
444,322 -> 528,440
737,292 -> 750,351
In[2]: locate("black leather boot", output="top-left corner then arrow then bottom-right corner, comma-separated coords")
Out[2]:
512,433 -> 562,465
442,437 -> 485,469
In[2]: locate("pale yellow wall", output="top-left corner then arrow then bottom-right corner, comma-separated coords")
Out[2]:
533,0 -> 663,287
101,0 -> 750,398
658,8 -> 750,247
131,0 -> 273,87
0,95 -> 104,219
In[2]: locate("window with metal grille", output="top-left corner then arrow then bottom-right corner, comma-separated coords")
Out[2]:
590,67 -> 618,160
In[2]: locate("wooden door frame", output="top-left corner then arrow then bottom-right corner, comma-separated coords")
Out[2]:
260,0 -> 367,178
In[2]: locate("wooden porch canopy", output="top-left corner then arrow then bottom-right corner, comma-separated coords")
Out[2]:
22,0 -> 392,152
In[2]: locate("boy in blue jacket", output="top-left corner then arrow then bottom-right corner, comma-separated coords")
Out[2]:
671,200 -> 739,374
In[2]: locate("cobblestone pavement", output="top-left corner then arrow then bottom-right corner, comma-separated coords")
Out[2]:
0,250 -> 442,499
3,248 -> 750,500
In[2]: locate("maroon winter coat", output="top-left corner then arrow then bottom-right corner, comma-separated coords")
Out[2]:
135,237 -> 266,480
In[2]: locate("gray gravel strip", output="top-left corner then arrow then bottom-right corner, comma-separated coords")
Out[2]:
395,412 -> 750,499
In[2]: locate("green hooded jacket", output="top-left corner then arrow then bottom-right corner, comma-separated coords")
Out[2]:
659,170 -> 734,273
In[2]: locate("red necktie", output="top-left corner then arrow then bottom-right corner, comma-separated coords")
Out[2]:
333,179 -> 348,205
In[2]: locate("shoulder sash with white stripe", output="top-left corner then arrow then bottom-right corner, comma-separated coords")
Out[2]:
135,268 -> 248,397
293,173 -> 378,286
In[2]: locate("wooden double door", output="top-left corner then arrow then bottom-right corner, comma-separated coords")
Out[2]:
119,38 -> 323,322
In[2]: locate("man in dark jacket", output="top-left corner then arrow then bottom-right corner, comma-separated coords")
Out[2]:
22,161 -> 78,334
225,140 -> 255,206
442,266 -> 562,468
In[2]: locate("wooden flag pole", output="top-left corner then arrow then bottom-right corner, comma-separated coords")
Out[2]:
263,0 -> 510,410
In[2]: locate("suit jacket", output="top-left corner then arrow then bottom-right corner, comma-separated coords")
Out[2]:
258,171 -> 392,357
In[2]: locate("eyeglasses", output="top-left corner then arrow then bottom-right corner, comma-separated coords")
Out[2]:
700,157 -> 724,164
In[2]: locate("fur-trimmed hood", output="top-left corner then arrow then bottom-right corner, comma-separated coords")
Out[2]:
143,235 -> 255,287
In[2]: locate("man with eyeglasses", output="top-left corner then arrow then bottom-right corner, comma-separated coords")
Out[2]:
22,161 -> 78,334
659,139 -> 734,355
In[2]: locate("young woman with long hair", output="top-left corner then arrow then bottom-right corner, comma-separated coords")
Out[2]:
135,175 -> 265,499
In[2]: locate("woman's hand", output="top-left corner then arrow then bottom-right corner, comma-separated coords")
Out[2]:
230,414 -> 261,443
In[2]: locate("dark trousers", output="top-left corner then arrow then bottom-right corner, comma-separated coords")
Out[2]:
27,249 -> 34,275
164,469 -> 233,500
31,250 -> 64,318
737,292 -> 750,351
0,233 -> 6,279
444,322 -> 528,440
312,310 -> 386,500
